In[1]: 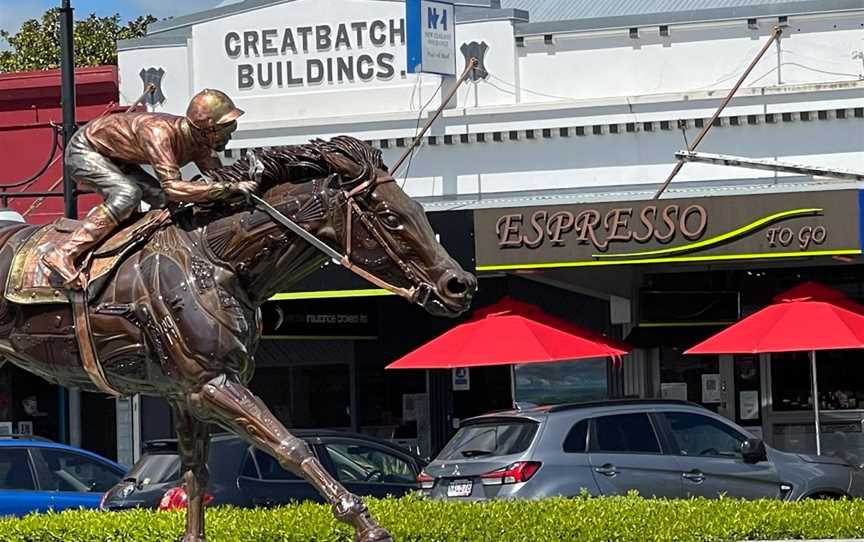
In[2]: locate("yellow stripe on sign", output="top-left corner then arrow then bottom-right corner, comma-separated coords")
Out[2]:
592,208 -> 823,259
269,289 -> 393,301
476,249 -> 862,272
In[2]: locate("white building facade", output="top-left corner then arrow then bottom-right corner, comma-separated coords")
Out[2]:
117,0 -> 864,464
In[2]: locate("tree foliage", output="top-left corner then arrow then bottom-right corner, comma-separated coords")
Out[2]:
0,8 -> 156,73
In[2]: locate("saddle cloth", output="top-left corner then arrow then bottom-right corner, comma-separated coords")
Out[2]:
5,209 -> 170,305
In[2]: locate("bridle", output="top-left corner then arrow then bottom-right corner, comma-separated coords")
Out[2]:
250,172 -> 434,308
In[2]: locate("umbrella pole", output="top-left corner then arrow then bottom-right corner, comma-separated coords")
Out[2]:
810,350 -> 822,456
510,365 -> 516,409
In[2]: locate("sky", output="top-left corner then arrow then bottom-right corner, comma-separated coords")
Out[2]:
0,0 -> 234,36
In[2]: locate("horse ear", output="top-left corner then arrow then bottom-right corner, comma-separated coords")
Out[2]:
322,151 -> 365,181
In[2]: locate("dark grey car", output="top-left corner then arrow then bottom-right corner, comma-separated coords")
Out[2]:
421,400 -> 864,501
102,431 -> 426,510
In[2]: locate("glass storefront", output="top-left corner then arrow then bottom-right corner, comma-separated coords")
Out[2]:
771,350 -> 864,412
658,348 -> 722,413
733,355 -> 761,427
250,365 -> 351,430
768,349 -> 864,462
0,364 -> 61,441
514,359 -> 608,406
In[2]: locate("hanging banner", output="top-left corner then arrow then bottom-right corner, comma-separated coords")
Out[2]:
406,0 -> 456,75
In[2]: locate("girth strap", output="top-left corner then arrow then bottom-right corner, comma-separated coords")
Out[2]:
71,288 -> 121,396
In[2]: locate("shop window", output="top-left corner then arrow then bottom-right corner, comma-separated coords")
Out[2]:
514,359 -> 607,406
590,413 -> 661,454
659,348 -> 721,412
734,355 -> 761,425
249,365 -> 350,430
771,350 -> 864,411
0,365 -> 61,442
356,360 -> 428,448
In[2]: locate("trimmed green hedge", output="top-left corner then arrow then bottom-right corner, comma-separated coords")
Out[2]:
1,495 -> 864,541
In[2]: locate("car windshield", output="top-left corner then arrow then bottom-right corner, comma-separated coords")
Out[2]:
437,420 -> 538,460
126,453 -> 180,485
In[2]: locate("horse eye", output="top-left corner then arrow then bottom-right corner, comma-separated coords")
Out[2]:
380,212 -> 400,230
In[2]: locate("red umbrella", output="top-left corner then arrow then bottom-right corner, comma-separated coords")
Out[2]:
387,297 -> 630,369
685,282 -> 864,454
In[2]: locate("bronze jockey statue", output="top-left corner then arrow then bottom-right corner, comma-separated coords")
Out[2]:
42,88 -> 258,286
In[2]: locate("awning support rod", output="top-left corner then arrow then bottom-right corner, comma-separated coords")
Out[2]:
390,58 -> 478,175
675,151 -> 864,181
653,26 -> 783,200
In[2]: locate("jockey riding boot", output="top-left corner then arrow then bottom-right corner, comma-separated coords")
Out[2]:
41,204 -> 118,287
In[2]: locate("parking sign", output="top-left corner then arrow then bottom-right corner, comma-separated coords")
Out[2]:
406,0 -> 456,75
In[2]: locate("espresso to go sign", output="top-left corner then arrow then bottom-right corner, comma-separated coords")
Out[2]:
474,191 -> 861,270
496,204 -> 707,251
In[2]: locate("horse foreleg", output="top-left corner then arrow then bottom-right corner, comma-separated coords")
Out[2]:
191,374 -> 392,542
172,401 -> 211,542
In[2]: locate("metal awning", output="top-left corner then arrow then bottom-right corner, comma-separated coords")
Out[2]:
416,177 -> 864,212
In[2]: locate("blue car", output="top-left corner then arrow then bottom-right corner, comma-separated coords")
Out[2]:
0,436 -> 126,516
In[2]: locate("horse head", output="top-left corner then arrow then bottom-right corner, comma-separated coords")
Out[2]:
211,136 -> 476,317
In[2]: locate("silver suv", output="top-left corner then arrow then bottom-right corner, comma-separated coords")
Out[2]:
421,400 -> 864,501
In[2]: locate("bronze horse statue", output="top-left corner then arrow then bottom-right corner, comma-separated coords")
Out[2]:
0,136 -> 476,541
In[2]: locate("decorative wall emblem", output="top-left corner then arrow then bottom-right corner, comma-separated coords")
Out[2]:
460,41 -> 489,81
139,67 -> 166,106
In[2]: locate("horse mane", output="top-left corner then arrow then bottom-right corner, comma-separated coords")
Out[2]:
207,135 -> 388,193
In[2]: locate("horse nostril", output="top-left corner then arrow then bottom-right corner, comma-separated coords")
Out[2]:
442,272 -> 476,299
446,277 -> 468,296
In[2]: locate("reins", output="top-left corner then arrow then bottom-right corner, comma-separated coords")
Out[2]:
249,173 -> 432,307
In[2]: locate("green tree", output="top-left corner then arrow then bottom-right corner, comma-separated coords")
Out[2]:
0,8 -> 156,73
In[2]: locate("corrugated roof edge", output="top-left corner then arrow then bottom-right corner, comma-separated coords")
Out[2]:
458,7 -> 529,23
515,0 -> 863,36
148,0 -> 502,34
118,30 -> 191,51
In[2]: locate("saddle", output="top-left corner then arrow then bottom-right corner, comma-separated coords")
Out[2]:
5,209 -> 171,305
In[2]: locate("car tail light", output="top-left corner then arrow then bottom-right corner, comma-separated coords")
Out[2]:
158,487 -> 215,511
416,472 -> 436,490
480,462 -> 541,486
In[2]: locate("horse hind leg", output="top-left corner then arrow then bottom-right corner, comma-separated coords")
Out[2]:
191,374 -> 392,542
171,401 -> 210,542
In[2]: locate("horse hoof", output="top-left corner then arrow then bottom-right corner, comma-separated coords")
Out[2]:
355,527 -> 392,542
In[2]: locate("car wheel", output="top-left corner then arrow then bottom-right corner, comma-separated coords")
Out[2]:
805,492 -> 845,500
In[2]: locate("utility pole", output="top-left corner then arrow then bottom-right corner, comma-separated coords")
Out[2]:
58,0 -> 76,446
59,0 -> 77,219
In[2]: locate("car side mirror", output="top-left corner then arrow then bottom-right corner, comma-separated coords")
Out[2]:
741,437 -> 767,463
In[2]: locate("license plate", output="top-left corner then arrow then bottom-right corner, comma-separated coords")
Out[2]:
447,479 -> 473,497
